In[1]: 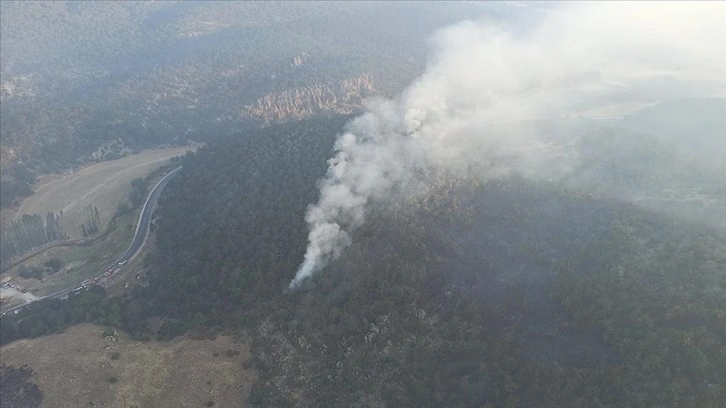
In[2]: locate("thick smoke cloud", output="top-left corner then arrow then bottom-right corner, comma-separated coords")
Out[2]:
290,2 -> 726,288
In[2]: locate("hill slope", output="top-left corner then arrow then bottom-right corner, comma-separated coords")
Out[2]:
139,117 -> 726,407
1,115 -> 723,407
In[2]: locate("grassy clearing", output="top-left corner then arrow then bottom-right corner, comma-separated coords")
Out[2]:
0,324 -> 256,408
1,150 -> 190,301
2,209 -> 139,297
9,146 -> 195,240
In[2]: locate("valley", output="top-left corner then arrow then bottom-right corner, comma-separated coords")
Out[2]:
1,2 -> 724,408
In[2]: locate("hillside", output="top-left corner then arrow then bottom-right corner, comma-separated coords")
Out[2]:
2,116 -> 725,407
618,97 -> 726,165
1,324 -> 255,408
2,4 -> 725,406
147,118 -> 726,407
0,1 -> 484,208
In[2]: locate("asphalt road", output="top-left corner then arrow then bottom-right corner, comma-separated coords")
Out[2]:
2,166 -> 181,315
119,166 -> 181,266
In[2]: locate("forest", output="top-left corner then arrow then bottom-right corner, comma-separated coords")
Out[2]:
0,1 -> 484,207
1,3 -> 724,407
3,115 -> 723,407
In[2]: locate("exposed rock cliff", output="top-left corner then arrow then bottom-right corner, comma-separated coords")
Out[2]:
241,74 -> 375,124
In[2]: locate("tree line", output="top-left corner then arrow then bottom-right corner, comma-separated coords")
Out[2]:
79,205 -> 101,237
1,212 -> 67,262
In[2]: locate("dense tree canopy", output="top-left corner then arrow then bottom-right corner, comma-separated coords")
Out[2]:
3,115 -> 724,407
144,116 -> 726,407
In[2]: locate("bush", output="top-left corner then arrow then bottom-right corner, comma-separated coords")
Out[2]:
110,352 -> 120,360
105,376 -> 118,384
44,258 -> 65,273
17,265 -> 45,280
156,320 -> 185,341
117,202 -> 130,214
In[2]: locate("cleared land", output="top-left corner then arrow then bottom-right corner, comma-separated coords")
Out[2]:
0,324 -> 255,408
2,209 -> 140,301
11,146 -> 194,240
1,148 -> 194,306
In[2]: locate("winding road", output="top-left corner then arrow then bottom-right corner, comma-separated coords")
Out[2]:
2,166 -> 181,315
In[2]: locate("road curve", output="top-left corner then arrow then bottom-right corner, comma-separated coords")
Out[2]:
2,166 -> 182,314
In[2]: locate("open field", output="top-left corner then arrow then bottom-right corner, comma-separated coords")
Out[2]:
1,163 -> 182,307
9,146 -> 195,240
1,209 -> 140,299
0,324 -> 256,408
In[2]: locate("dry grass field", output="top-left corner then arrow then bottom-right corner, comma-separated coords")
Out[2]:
10,146 -> 195,240
0,324 -> 256,408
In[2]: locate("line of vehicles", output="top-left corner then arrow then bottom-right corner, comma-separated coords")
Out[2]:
1,167 -> 180,318
2,245 -> 131,318
70,259 -> 128,295
2,259 -> 129,316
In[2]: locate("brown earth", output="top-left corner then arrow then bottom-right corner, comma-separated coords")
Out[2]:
0,324 -> 256,408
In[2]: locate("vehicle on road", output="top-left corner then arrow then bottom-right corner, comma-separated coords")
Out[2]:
0,167 -> 180,315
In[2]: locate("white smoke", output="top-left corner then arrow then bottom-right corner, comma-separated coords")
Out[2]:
289,2 -> 726,288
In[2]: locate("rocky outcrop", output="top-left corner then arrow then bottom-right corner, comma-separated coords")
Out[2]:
241,74 -> 375,124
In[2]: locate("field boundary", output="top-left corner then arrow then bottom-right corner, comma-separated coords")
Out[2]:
1,209 -> 124,272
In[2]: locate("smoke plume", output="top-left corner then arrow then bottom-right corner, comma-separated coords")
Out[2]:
290,2 -> 726,288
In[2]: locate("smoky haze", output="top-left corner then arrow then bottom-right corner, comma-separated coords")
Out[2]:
289,2 -> 726,288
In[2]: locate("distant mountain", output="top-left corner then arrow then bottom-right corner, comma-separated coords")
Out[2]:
0,2 -> 487,170
561,125 -> 726,228
618,97 -> 726,162
0,1 -> 488,206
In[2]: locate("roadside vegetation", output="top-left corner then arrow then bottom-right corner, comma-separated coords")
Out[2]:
0,160 -> 179,304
